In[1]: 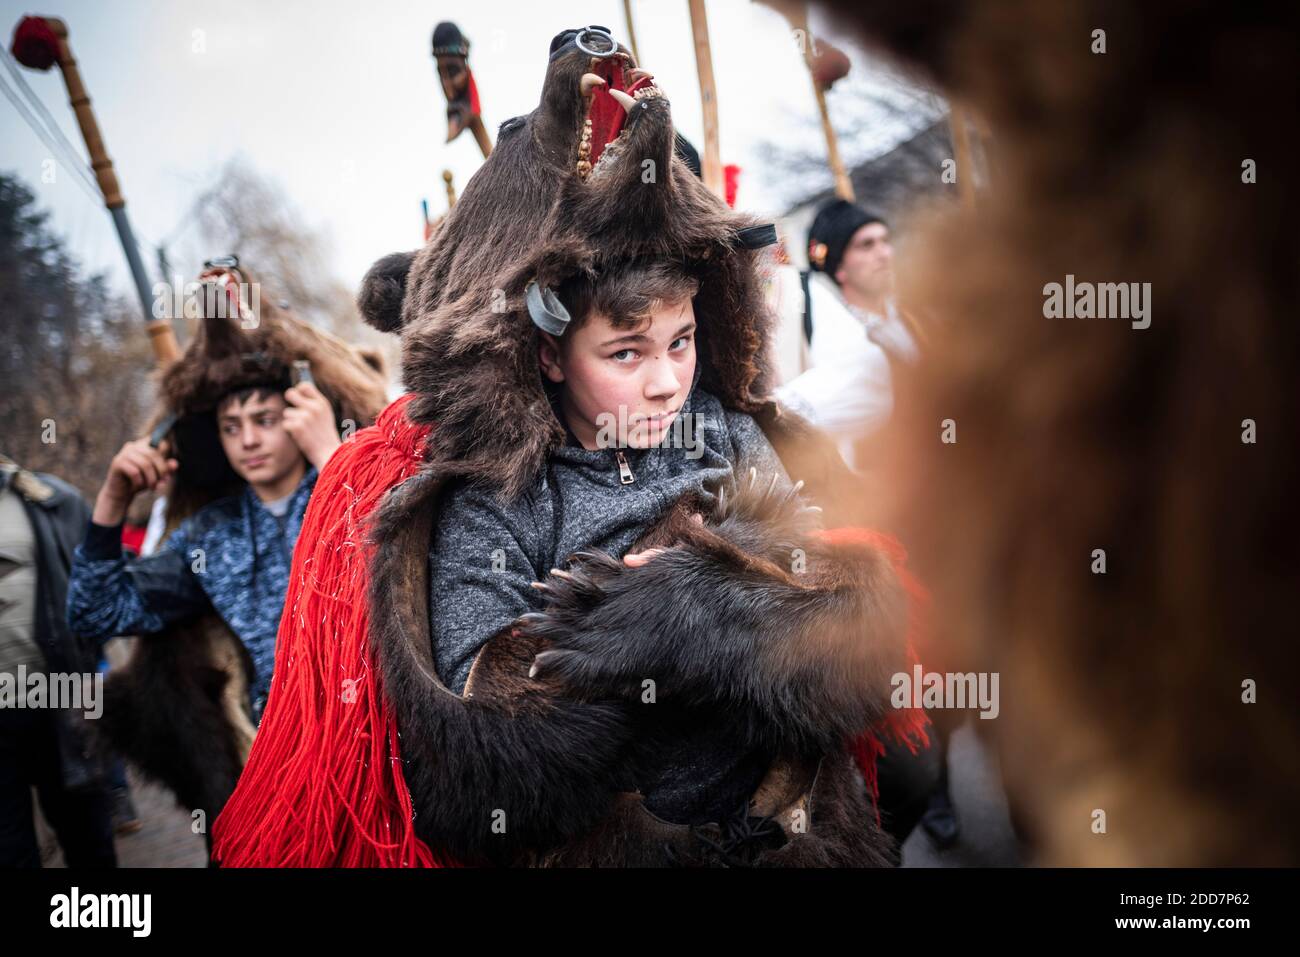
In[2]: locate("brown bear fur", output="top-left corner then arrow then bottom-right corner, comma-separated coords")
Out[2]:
826,0 -> 1299,864
356,29 -> 915,866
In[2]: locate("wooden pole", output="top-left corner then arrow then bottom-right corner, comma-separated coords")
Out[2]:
467,114 -> 492,158
687,0 -> 724,198
442,169 -> 457,209
622,0 -> 641,63
788,5 -> 854,202
35,17 -> 179,365
44,19 -> 119,207
810,71 -> 853,201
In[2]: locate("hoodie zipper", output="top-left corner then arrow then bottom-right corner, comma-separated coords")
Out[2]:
615,450 -> 635,484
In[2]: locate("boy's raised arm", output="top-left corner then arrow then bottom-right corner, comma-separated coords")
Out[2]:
66,437 -> 207,641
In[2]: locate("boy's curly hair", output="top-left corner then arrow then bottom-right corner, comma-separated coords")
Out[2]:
554,260 -> 701,337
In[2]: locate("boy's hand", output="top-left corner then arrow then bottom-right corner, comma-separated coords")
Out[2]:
622,513 -> 703,567
282,381 -> 341,470
622,547 -> 666,568
93,437 -> 177,526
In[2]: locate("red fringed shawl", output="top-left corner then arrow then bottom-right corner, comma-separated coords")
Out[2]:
213,394 -> 443,867
212,394 -> 929,865
822,528 -> 934,824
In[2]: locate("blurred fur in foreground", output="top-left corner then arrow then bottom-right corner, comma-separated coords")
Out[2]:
827,0 -> 1299,864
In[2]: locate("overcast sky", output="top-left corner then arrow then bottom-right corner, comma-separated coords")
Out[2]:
1,0 -> 934,304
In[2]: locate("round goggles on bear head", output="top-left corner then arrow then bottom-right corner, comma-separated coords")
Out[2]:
197,255 -> 256,325
549,25 -> 617,61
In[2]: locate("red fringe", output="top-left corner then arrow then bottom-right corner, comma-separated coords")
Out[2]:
213,408 -> 930,864
818,527 -> 933,825
212,394 -> 452,867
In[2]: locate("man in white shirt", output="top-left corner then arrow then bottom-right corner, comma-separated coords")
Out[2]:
808,200 -> 921,364
773,200 -> 957,850
773,200 -> 922,472
770,263 -> 895,470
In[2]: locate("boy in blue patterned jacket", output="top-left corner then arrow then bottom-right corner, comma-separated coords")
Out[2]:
66,378 -> 341,718
63,263 -> 389,836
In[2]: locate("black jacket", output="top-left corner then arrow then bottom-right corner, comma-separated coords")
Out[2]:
1,462 -> 105,791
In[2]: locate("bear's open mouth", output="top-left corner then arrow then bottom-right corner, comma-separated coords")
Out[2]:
577,53 -> 664,179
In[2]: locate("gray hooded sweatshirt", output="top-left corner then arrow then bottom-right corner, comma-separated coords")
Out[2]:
427,369 -> 798,824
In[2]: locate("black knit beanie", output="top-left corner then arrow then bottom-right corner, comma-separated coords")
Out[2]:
807,199 -> 886,280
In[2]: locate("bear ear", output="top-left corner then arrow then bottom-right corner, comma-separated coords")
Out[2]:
357,251 -> 415,333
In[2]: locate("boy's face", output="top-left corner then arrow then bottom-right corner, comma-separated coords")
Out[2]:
216,391 -> 304,487
540,297 -> 697,449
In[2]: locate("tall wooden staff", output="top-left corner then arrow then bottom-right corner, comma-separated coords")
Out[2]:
760,1 -> 855,201
687,0 -> 724,198
10,15 -> 179,366
622,0 -> 641,64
